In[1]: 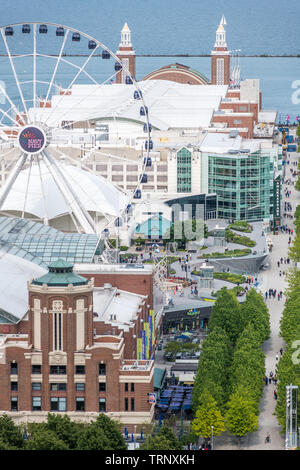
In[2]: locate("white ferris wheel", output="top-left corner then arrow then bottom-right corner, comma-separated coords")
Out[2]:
0,22 -> 152,259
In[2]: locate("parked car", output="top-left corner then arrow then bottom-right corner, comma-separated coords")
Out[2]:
157,344 -> 162,351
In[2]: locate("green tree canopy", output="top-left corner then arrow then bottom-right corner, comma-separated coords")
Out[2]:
44,413 -> 83,449
93,414 -> 127,450
25,427 -> 69,450
240,289 -> 270,343
140,426 -> 183,450
192,327 -> 233,409
208,288 -> 246,344
225,387 -> 258,443
77,423 -> 112,450
0,415 -> 24,450
275,346 -> 300,429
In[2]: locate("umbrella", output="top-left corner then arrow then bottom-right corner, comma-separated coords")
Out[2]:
131,433 -> 134,442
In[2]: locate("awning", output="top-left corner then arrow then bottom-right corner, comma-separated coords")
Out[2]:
154,367 -> 167,390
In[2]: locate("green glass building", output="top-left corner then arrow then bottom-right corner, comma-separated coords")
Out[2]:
207,151 -> 276,221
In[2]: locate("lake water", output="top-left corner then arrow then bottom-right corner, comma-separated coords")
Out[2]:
0,0 -> 298,119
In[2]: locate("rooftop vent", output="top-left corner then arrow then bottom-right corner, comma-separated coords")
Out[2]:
103,283 -> 112,289
229,130 -> 239,138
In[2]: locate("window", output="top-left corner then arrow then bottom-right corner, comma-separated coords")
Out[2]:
99,398 -> 106,412
131,383 -> 135,392
75,383 -> 85,392
50,383 -> 67,392
131,398 -> 135,411
50,397 -> 66,412
124,398 -> 128,412
99,364 -> 106,376
32,382 -> 42,391
10,362 -> 18,375
75,365 -> 85,375
50,365 -> 66,375
125,383 -> 128,392
32,397 -> 42,411
10,382 -> 18,391
76,397 -> 85,411
11,397 -> 18,411
32,365 -> 42,374
99,383 -> 106,392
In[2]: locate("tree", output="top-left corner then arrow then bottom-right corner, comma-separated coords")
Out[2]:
25,428 -> 69,450
93,414 -> 127,450
77,424 -> 112,450
141,435 -> 181,450
163,219 -> 208,249
240,289 -> 270,343
192,391 -> 225,439
163,341 -> 182,356
275,346 -> 300,430
288,235 -> 300,262
45,413 -> 83,449
280,292 -> 300,344
192,327 -> 233,409
140,426 -> 182,450
208,288 -> 245,344
225,387 -> 258,445
0,415 -> 24,449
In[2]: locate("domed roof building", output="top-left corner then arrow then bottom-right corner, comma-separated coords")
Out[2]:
142,63 -> 209,85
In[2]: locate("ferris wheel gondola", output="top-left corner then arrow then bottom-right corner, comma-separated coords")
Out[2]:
0,22 -> 152,262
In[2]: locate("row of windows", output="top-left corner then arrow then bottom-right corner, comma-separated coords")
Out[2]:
11,382 -> 107,392
11,397 -> 107,413
10,363 -> 107,375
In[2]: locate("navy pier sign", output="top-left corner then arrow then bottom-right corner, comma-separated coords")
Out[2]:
18,126 -> 46,154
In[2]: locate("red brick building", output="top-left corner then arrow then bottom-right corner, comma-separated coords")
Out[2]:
0,260 -> 155,430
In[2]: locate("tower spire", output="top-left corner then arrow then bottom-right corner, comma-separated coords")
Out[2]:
116,22 -> 136,84
120,22 -> 132,47
215,15 -> 227,48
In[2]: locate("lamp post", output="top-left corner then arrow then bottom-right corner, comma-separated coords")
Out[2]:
211,426 -> 214,451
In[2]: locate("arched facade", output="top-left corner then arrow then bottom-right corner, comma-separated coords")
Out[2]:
142,63 -> 209,85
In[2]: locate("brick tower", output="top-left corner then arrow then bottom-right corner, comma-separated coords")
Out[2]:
116,23 -> 136,84
211,15 -> 230,85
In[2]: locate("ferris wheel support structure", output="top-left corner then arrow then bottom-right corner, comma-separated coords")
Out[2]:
0,21 -> 152,262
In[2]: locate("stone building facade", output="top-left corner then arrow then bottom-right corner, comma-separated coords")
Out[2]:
0,260 -> 154,430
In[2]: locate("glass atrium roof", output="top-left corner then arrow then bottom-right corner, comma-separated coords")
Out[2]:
0,217 -> 104,266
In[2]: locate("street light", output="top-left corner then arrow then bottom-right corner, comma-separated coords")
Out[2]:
211,425 -> 214,450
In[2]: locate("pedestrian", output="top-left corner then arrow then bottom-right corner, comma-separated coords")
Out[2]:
277,293 -> 280,301
269,377 -> 272,384
280,347 -> 283,355
265,291 -> 268,300
265,376 -> 268,385
279,270 -> 281,277
274,390 -> 277,400
276,353 -> 279,361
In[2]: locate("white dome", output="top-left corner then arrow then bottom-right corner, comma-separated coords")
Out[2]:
0,251 -> 47,320
1,161 -> 128,221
